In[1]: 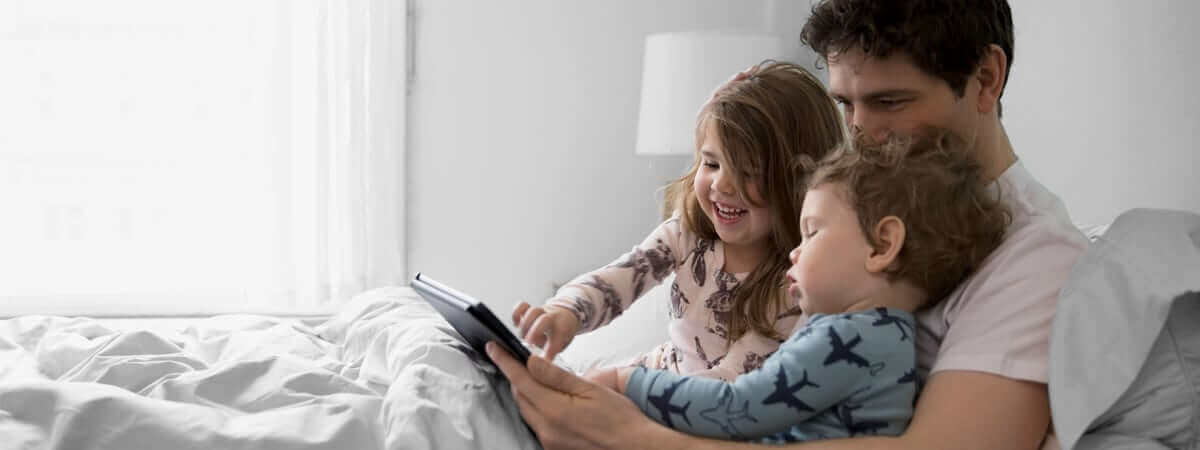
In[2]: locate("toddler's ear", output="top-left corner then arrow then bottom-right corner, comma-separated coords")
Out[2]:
865,216 -> 906,273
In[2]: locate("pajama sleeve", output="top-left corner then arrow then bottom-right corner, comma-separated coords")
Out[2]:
624,315 -> 902,440
547,217 -> 684,332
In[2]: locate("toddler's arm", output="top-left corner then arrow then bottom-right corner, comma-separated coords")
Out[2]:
623,317 -> 878,440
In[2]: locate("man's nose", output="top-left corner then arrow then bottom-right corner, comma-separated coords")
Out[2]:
850,112 -> 890,142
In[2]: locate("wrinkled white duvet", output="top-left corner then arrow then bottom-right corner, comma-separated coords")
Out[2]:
0,288 -> 541,450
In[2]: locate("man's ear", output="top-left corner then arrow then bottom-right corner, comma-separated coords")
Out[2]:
865,216 -> 906,273
975,44 -> 1008,115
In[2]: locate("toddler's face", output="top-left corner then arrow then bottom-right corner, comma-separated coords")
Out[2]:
786,183 -> 874,315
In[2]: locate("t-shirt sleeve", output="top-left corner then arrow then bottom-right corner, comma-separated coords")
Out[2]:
624,316 -> 884,440
547,217 -> 685,332
931,219 -> 1087,382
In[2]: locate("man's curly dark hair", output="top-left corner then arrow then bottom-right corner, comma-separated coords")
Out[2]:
800,0 -> 1014,115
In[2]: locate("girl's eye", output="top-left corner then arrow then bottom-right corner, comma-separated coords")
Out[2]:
804,229 -> 817,239
703,161 -> 719,169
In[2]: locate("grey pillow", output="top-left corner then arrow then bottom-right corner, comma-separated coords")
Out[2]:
1050,208 -> 1200,450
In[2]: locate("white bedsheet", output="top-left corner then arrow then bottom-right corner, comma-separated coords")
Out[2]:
0,288 -> 541,450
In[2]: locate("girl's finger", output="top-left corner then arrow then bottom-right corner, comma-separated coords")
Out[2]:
512,302 -> 530,326
543,328 -> 571,362
526,313 -> 553,348
519,307 -> 545,339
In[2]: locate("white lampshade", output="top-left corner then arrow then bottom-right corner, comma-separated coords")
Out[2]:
634,31 -> 800,155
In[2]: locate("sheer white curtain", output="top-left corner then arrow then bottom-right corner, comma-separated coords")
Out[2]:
0,0 -> 407,316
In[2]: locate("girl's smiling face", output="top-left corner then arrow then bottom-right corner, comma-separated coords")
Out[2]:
693,120 -> 773,259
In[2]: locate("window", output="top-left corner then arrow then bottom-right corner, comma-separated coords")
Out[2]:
0,0 -> 407,316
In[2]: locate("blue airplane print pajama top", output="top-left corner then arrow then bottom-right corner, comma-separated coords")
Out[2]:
624,307 -> 920,444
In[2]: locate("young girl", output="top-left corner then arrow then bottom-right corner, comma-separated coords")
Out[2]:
511,61 -> 846,381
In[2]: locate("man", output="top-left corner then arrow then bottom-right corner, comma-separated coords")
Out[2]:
490,1 -> 1087,449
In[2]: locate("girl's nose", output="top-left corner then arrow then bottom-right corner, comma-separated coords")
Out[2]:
789,246 -> 801,263
711,171 -> 734,195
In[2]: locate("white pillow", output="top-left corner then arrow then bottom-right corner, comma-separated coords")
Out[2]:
1050,208 -> 1200,450
1074,223 -> 1110,242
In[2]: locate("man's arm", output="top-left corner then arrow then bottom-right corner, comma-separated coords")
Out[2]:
895,371 -> 1049,450
684,370 -> 1050,450
489,341 -> 1049,450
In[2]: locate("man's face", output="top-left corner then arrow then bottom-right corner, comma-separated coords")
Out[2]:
828,48 -> 981,147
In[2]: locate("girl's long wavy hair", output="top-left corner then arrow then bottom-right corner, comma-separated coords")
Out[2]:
662,61 -> 845,343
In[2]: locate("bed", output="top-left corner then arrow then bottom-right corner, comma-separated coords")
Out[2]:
0,288 -> 541,450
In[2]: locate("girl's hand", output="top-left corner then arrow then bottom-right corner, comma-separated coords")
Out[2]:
512,301 -> 581,362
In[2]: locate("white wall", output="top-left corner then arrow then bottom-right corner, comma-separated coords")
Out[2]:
407,0 -> 770,313
764,0 -> 823,81
1003,0 -> 1200,226
408,0 -> 1200,315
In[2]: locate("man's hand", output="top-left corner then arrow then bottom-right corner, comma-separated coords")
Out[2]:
488,341 -> 664,450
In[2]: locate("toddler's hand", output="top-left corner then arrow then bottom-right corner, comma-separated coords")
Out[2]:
511,301 -> 581,362
583,367 -> 620,391
582,366 -> 637,394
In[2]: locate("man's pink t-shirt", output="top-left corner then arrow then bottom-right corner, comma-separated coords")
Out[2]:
915,161 -> 1087,380
914,161 -> 1088,449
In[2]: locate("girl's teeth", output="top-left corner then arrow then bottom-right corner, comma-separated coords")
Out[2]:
715,203 -> 746,220
716,203 -> 745,215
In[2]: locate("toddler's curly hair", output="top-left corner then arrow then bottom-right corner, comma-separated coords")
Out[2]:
806,130 -> 1011,302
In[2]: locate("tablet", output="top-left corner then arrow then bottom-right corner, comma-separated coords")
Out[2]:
411,272 -> 532,365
